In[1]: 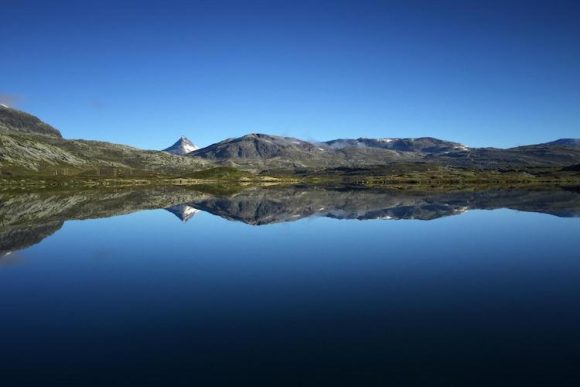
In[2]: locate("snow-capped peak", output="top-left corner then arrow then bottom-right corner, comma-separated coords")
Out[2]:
163,136 -> 199,155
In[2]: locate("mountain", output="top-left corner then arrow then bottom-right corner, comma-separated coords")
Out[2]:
191,133 -> 320,159
0,106 -> 209,177
534,139 -> 580,148
189,132 -> 580,171
2,105 -> 580,178
324,137 -> 469,153
189,133 -> 417,169
0,105 -> 62,138
163,136 -> 199,155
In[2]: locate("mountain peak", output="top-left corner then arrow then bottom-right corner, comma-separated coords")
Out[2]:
546,138 -> 580,147
163,136 -> 199,155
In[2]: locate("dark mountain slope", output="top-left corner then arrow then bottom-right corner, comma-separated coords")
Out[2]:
0,105 -> 62,138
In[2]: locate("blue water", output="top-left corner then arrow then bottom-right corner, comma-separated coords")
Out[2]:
1,208 -> 580,386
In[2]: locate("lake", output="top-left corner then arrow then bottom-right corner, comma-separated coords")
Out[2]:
1,186 -> 580,386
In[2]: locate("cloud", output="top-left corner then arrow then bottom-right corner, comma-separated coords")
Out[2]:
89,99 -> 106,110
0,94 -> 21,108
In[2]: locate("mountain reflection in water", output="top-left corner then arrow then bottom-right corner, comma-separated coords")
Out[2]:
1,185 -> 579,255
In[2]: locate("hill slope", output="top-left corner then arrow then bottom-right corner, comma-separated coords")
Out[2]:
0,106 -> 208,177
0,105 -> 62,138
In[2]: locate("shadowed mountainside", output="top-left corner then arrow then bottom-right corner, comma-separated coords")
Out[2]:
0,105 -> 62,138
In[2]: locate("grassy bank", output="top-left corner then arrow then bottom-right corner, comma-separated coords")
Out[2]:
1,165 -> 578,193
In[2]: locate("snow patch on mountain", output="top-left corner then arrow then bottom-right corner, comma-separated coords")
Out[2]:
163,136 -> 199,155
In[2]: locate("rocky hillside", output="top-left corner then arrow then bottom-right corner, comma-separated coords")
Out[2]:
189,133 -> 417,169
189,132 -> 580,171
0,106 -> 209,177
324,137 -> 468,153
0,105 -> 62,138
2,105 -> 579,177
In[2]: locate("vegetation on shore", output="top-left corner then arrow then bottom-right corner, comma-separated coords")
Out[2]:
1,165 -> 578,193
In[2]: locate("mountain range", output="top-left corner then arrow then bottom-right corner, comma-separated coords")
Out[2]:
180,133 -> 580,170
1,105 -> 579,178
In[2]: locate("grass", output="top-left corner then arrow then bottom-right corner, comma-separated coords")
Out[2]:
2,155 -> 579,193
183,167 -> 253,179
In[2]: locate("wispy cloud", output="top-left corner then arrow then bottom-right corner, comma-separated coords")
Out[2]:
89,99 -> 106,111
0,93 -> 21,108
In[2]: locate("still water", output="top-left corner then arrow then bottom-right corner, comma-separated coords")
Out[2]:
1,186 -> 579,386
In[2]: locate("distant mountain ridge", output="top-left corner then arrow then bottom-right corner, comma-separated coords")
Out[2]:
185,132 -> 580,170
323,137 -> 469,153
537,139 -> 580,148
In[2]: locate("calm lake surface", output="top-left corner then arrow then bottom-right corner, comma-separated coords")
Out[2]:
1,186 -> 580,386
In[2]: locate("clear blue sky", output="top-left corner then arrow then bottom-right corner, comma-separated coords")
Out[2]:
1,0 -> 579,149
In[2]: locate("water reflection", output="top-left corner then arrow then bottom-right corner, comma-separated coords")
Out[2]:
1,185 -> 579,255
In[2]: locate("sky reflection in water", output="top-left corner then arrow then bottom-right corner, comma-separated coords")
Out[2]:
0,188 -> 579,386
